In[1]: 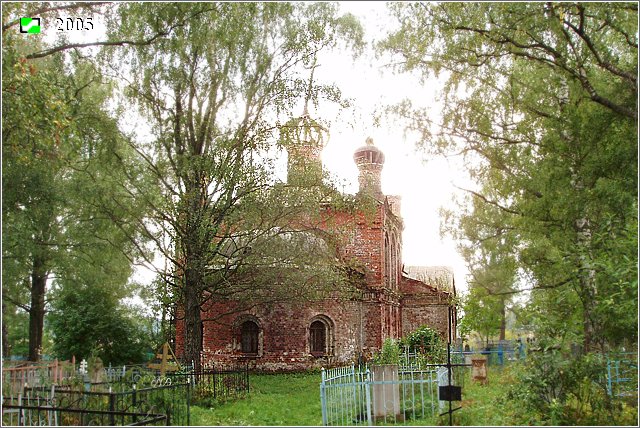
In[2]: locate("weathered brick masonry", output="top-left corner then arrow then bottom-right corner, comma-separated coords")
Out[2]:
175,129 -> 456,371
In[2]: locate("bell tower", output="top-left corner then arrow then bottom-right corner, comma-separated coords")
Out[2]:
283,60 -> 327,186
283,113 -> 327,185
353,137 -> 385,199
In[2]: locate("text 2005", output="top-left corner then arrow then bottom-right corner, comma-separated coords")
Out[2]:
55,17 -> 93,31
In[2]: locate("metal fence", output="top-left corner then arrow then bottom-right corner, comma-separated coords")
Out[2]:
2,360 -> 76,395
320,364 -> 461,426
169,367 -> 249,404
2,381 -> 189,426
451,341 -> 527,366
2,403 -> 167,426
2,366 -> 250,426
606,352 -> 637,399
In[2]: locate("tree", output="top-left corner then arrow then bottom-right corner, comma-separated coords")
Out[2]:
459,286 -> 503,347
460,254 -> 517,343
2,5 -> 150,360
381,2 -> 637,352
99,2 -> 364,369
48,283 -> 152,365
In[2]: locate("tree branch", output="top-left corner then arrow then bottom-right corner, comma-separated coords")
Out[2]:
454,185 -> 522,216
2,2 -> 109,33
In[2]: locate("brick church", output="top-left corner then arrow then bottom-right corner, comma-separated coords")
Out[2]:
175,116 -> 456,371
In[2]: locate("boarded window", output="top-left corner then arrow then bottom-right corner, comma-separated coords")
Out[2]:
241,321 -> 259,354
310,320 -> 327,354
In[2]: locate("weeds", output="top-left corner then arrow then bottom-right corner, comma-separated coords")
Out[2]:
191,363 -> 638,426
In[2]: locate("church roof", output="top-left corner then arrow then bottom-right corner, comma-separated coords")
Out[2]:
404,265 -> 455,293
400,275 -> 440,294
353,137 -> 385,165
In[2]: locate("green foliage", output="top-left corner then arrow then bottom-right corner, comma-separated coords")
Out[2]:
459,288 -> 503,345
2,6 -> 152,360
380,6 -> 637,423
402,325 -> 447,364
372,338 -> 401,365
3,304 -> 29,357
381,0 -> 637,353
505,349 -> 637,425
48,284 -> 154,365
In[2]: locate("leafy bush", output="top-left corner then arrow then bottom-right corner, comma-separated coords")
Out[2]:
48,285 -> 153,365
504,346 -> 637,425
402,325 -> 447,364
372,338 -> 401,365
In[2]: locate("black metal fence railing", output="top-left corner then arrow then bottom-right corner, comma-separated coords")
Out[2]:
2,366 -> 251,426
1,404 -> 167,426
8,382 -> 190,426
2,383 -> 191,426
169,367 -> 249,405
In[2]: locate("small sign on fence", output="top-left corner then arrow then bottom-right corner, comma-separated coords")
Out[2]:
438,385 -> 462,401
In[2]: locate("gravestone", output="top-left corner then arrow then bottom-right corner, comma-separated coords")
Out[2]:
371,365 -> 402,421
471,357 -> 488,385
436,366 -> 450,410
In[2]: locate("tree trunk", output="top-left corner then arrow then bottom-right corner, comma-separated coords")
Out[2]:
576,216 -> 598,353
2,301 -> 10,358
183,269 -> 203,372
180,172 -> 208,372
29,255 -> 48,361
499,300 -> 506,341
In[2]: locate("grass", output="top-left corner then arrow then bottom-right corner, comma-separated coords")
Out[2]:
451,365 -> 520,426
189,364 -> 638,426
190,368 -> 507,426
191,371 -> 323,426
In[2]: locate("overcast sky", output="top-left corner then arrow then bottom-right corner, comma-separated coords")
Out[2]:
45,1 -> 471,294
313,2 -> 471,293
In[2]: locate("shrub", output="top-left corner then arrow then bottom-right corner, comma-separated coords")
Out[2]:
372,338 -> 401,365
402,325 -> 447,364
504,346 -> 637,425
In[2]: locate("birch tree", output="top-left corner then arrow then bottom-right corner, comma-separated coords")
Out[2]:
381,2 -> 637,351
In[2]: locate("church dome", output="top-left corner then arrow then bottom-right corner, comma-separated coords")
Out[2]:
353,137 -> 385,165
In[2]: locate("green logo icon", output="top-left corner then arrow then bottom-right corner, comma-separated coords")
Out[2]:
20,17 -> 41,34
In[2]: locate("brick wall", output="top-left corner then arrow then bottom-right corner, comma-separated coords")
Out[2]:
174,196 -> 455,371
189,298 -> 381,371
401,301 -> 451,339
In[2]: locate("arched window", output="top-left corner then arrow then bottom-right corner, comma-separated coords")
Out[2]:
241,320 -> 259,354
309,316 -> 334,356
310,321 -> 326,354
391,235 -> 397,288
384,233 -> 390,287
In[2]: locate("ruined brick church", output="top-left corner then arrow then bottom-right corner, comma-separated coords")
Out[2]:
175,117 -> 456,371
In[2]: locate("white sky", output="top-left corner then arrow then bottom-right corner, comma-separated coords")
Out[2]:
42,1 -> 471,295
315,2 -> 470,293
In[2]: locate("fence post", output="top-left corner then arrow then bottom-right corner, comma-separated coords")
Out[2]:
108,392 -> 115,425
50,384 -> 57,426
187,372 -> 191,427
606,357 -> 613,396
350,365 -> 358,424
246,362 -> 250,394
364,368 -> 372,426
132,384 -> 137,424
320,368 -> 327,426
18,393 -> 23,426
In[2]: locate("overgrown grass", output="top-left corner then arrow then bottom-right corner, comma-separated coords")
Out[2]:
451,364 -> 521,426
191,368 -> 503,426
190,365 -> 638,426
191,371 -> 323,426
